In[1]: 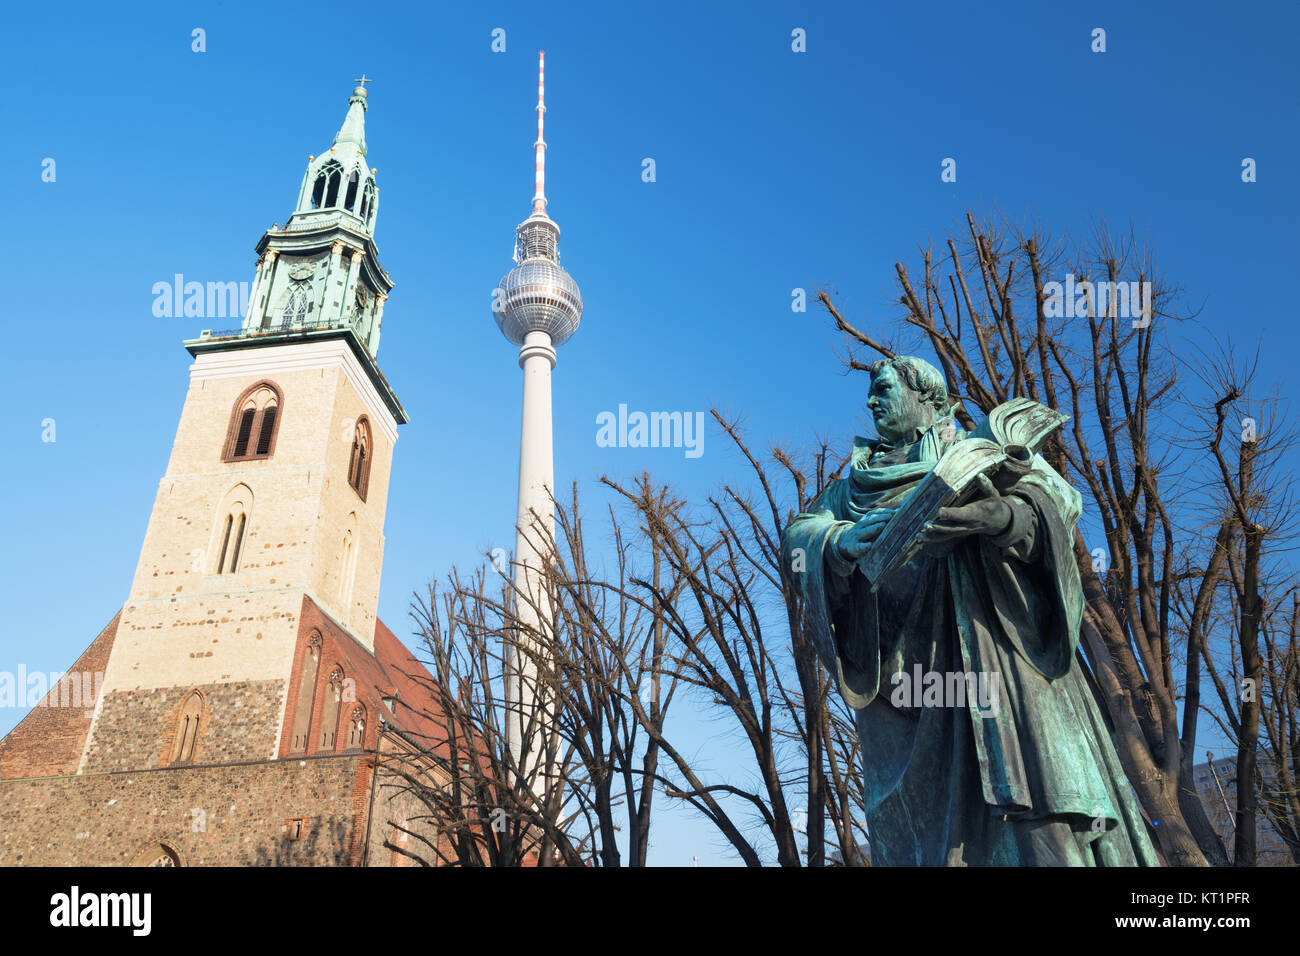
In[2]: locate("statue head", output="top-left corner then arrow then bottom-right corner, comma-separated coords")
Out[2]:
866,355 -> 950,445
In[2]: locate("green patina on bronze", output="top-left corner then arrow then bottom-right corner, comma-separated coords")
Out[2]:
781,355 -> 1160,866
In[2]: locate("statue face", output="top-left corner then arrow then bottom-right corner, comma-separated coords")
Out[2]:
867,365 -> 934,445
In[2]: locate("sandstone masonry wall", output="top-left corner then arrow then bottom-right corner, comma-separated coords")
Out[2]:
81,679 -> 286,773
0,755 -> 369,866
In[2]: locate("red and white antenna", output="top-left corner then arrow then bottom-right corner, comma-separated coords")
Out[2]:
532,50 -> 547,216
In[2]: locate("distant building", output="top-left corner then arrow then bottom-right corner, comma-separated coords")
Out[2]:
1193,756 -> 1294,866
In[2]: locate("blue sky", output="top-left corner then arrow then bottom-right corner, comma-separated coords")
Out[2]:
2,0 -> 1297,864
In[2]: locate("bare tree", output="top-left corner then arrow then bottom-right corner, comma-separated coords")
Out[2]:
388,430 -> 870,867
601,415 -> 869,866
394,569 -> 587,866
1257,592 -> 1300,861
1178,345 -> 1299,865
384,483 -> 693,866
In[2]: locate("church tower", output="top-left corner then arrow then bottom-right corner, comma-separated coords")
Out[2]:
0,81 -> 439,867
77,77 -> 408,774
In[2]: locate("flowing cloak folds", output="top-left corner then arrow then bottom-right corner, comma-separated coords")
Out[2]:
782,418 -> 1160,866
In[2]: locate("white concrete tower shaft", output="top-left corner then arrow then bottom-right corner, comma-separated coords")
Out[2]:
507,331 -> 555,774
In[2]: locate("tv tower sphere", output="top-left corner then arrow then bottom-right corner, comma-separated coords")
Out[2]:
494,216 -> 583,346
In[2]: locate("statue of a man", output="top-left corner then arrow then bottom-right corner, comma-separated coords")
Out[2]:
781,355 -> 1159,866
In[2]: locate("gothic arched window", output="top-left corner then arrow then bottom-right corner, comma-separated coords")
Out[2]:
215,506 -> 245,574
337,515 -> 358,607
359,180 -> 375,223
210,484 -> 253,576
311,160 -> 344,209
344,168 -> 360,211
319,667 -> 344,751
171,690 -> 204,764
347,417 -> 371,500
282,281 -> 309,329
224,382 -> 282,461
346,705 -> 366,750
290,632 -> 322,754
363,180 -> 377,229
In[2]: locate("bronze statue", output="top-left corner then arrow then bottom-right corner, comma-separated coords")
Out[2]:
782,356 -> 1159,865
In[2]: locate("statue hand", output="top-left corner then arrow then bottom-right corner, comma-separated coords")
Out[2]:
917,474 -> 1012,554
835,507 -> 895,562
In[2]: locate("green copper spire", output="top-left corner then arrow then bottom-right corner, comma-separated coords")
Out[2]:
333,75 -> 369,156
288,78 -> 379,233
186,75 -> 404,430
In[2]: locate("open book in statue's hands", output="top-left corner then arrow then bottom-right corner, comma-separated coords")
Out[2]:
857,397 -> 1068,591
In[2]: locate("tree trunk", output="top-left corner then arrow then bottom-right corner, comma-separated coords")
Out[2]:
1235,526 -> 1263,865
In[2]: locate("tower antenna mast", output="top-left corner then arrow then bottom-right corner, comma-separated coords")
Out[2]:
533,51 -> 547,216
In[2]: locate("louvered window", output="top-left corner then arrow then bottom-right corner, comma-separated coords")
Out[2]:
223,382 -> 283,462
255,406 -> 277,456
347,418 -> 371,501
232,407 -> 256,457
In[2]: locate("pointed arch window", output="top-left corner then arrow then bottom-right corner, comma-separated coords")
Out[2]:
171,690 -> 204,764
346,705 -> 366,750
311,160 -> 344,209
364,180 -> 377,229
224,381 -> 283,461
290,632 -> 322,754
359,180 -> 376,225
337,515 -> 359,608
215,505 -> 247,574
344,168 -> 360,211
347,417 -> 371,500
319,667 -> 344,751
210,484 -> 253,576
214,502 -> 247,574
282,281 -> 310,329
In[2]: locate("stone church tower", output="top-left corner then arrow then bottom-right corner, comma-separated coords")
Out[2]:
0,81 -> 444,866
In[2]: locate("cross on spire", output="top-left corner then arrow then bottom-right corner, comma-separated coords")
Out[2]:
354,74 -> 371,88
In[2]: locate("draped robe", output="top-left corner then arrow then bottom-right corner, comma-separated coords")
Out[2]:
782,417 -> 1160,866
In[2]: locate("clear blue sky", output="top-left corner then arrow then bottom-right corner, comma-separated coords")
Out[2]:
2,0 -> 1296,864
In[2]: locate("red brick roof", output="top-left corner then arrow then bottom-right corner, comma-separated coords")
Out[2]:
370,617 -> 449,750
0,612 -> 120,780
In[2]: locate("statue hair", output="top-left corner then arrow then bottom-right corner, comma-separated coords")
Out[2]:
867,356 -> 951,416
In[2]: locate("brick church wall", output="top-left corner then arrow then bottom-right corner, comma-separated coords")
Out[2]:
0,755 -> 371,866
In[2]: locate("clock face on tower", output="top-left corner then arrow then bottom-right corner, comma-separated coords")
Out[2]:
353,283 -> 369,320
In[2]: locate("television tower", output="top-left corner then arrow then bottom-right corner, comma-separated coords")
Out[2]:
493,51 -> 583,774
